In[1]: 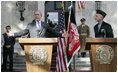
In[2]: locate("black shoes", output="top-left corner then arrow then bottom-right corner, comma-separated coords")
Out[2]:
81,52 -> 86,57
78,52 -> 86,57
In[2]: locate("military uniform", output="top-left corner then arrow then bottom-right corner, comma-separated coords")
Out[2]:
77,24 -> 90,52
94,21 -> 114,38
94,10 -> 114,38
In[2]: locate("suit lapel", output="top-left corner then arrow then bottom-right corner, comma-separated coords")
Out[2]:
38,21 -> 44,36
31,22 -> 36,28
95,23 -> 99,33
32,22 -> 36,25
41,21 -> 45,28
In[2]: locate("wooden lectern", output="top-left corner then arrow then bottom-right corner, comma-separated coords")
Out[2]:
18,38 -> 57,72
86,38 -> 117,72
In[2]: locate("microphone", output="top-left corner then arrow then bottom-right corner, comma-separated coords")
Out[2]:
101,29 -> 106,38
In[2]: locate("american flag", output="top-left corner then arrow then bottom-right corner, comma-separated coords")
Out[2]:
56,3 -> 68,72
77,1 -> 85,9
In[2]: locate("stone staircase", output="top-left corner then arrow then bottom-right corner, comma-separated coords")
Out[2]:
2,52 -> 91,72
12,55 -> 26,72
71,52 -> 91,72
50,51 -> 91,72
1,53 -> 26,72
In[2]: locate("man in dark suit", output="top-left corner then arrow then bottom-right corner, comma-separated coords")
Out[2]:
94,10 -> 114,38
8,10 -> 67,38
2,26 -> 15,71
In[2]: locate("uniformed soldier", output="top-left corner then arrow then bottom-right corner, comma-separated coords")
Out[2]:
94,10 -> 114,38
77,18 -> 90,57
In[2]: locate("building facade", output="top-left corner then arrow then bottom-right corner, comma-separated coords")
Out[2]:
1,1 -> 117,54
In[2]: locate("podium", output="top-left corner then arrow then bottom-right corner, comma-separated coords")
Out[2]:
18,38 -> 58,72
86,38 -> 117,72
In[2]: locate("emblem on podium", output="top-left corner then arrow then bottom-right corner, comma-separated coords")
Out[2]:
29,46 -> 48,65
96,45 -> 114,64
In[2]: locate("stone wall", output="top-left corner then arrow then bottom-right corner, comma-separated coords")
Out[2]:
1,1 -> 117,55
1,1 -> 38,34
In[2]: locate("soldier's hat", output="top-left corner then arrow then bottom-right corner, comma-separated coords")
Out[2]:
80,18 -> 86,22
96,10 -> 107,18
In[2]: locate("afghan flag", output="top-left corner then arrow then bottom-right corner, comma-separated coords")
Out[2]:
67,2 -> 81,71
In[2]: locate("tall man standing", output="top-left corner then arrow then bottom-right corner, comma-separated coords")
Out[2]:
8,10 -> 67,38
77,18 -> 90,57
2,26 -> 15,71
94,10 -> 114,38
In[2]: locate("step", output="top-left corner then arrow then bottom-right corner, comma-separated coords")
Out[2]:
71,64 -> 91,67
14,56 -> 26,59
73,57 -> 90,61
13,53 -> 18,58
13,67 -> 26,70
71,61 -> 91,65
7,61 -> 26,64
13,59 -> 26,63
71,61 -> 90,64
5,66 -> 26,71
6,63 -> 26,66
15,56 -> 25,59
71,67 -> 91,71
71,61 -> 90,63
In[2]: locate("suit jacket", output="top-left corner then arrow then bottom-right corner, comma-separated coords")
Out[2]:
14,21 -> 62,38
94,21 -> 114,38
2,33 -> 15,50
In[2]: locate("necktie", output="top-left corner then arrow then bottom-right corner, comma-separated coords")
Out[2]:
38,22 -> 40,29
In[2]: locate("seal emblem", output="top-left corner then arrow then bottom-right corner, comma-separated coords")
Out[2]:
29,46 -> 48,65
96,45 -> 114,64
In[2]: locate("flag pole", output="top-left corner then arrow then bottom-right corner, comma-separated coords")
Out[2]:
62,1 -> 66,56
67,1 -> 72,72
73,55 -> 76,72
62,1 -> 66,29
67,1 -> 72,31
67,1 -> 76,71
